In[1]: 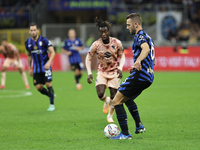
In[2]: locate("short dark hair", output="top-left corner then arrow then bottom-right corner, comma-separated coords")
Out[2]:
2,38 -> 7,42
29,22 -> 38,28
126,13 -> 142,25
94,17 -> 111,31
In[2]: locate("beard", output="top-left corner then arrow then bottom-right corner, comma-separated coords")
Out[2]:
32,33 -> 37,39
130,28 -> 136,35
102,37 -> 109,44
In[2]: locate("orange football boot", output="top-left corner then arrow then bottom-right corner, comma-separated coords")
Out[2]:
0,85 -> 5,89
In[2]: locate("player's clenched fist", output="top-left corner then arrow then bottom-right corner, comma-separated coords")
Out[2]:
117,69 -> 123,79
87,74 -> 93,84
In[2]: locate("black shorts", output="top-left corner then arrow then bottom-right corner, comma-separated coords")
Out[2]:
71,63 -> 83,71
33,70 -> 53,85
118,76 -> 152,100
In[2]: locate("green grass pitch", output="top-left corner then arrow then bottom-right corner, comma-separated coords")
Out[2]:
0,71 -> 200,150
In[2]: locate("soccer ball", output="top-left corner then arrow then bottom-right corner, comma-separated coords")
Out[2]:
104,124 -> 120,138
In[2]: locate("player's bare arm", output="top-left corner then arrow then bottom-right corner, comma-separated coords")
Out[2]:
61,48 -> 72,56
85,45 -> 96,84
12,46 -> 20,60
133,42 -> 150,71
117,53 -> 125,78
85,53 -> 94,84
12,50 -> 20,66
44,46 -> 55,70
0,45 -> 3,52
0,45 -> 6,57
117,43 -> 125,78
27,51 -> 33,77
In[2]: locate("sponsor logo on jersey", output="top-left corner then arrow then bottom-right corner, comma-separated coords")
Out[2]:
31,50 -> 42,54
104,51 -> 111,58
48,40 -> 52,46
138,35 -> 145,42
111,45 -> 115,49
147,67 -> 154,74
39,41 -> 43,46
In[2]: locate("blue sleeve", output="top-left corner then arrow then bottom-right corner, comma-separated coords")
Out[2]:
62,40 -> 69,51
44,38 -> 52,48
137,35 -> 147,46
78,39 -> 83,47
25,39 -> 28,51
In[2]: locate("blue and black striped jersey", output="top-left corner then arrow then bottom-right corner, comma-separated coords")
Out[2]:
132,30 -> 155,83
62,38 -> 83,64
25,35 -> 52,73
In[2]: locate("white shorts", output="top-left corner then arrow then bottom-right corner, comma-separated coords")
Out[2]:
95,73 -> 120,89
3,58 -> 23,69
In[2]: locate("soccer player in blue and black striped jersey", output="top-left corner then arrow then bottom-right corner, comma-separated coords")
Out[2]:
62,29 -> 84,90
110,13 -> 155,139
25,23 -> 56,111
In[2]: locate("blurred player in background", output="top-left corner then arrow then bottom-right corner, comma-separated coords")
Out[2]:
62,28 -> 84,90
0,38 -> 30,89
25,23 -> 56,111
110,13 -> 155,139
85,17 -> 125,123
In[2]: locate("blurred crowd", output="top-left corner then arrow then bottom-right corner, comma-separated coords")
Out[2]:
167,21 -> 200,45
164,0 -> 200,45
0,0 -> 38,14
112,0 -> 199,6
110,0 -> 200,45
1,0 -> 200,45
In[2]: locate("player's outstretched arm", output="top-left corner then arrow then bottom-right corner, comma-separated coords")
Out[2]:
85,53 -> 93,84
45,46 -> 55,70
0,45 -> 7,58
13,50 -> 20,66
118,53 -> 125,78
13,48 -> 20,61
85,43 -> 96,84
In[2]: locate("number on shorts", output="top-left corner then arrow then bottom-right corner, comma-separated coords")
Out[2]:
45,70 -> 52,77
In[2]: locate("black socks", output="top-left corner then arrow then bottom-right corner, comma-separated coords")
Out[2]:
39,88 -> 49,96
39,87 -> 55,105
125,100 -> 141,127
75,74 -> 82,84
48,86 -> 54,105
115,104 -> 129,135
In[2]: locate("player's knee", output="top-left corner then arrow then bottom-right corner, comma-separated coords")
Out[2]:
110,89 -> 117,100
45,82 -> 52,87
112,98 -> 121,106
18,68 -> 23,73
36,85 -> 43,91
110,94 -> 115,100
112,92 -> 125,106
79,70 -> 83,75
1,67 -> 7,72
74,69 -> 79,75
97,91 -> 104,99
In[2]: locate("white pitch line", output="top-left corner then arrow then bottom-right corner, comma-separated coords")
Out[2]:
0,90 -> 33,98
